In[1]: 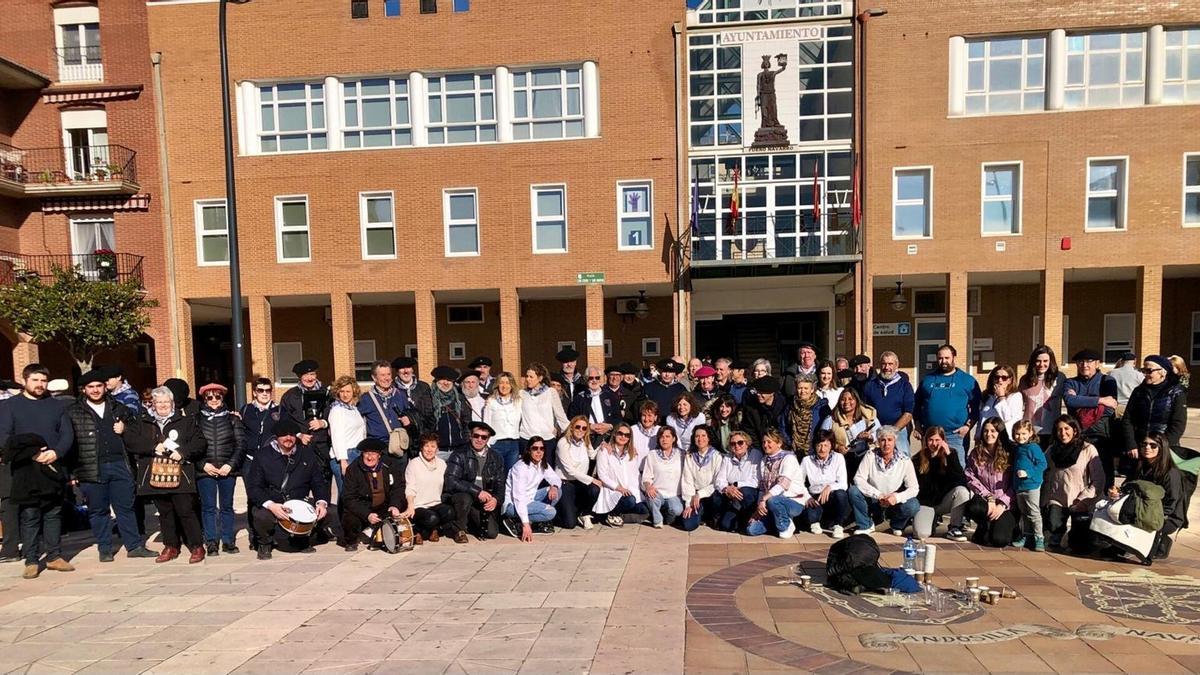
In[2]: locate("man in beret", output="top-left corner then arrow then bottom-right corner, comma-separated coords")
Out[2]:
67,370 -> 157,562
392,356 -> 434,435
338,438 -> 406,552
430,366 -> 470,457
442,421 -> 505,542
605,363 -> 639,425
1064,348 -> 1120,487
844,354 -> 875,398
244,419 -> 331,559
914,344 -> 981,467
728,361 -> 750,404
619,362 -> 643,401
782,342 -> 820,398
278,360 -> 332,479
98,365 -> 141,415
469,356 -> 495,396
642,358 -> 688,423
555,347 -> 583,404
741,376 -> 788,447
692,365 -> 721,408
459,371 -> 486,423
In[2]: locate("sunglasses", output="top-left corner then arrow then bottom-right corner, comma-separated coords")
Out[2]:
1141,441 -> 1160,449
529,445 -> 545,451
1140,367 -> 1165,375
471,433 -> 490,440
573,424 -> 588,431
587,376 -> 602,381
995,375 -> 1010,381
731,440 -> 747,446
254,388 -> 272,393
615,431 -> 630,437
204,393 -> 224,400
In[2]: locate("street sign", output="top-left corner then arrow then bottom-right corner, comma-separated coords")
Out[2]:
576,272 -> 606,284
874,322 -> 912,337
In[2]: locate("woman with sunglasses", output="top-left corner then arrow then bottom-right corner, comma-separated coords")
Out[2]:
196,383 -> 245,556
711,431 -> 762,532
1120,355 -> 1188,473
977,364 -> 1022,439
641,426 -> 684,528
501,437 -> 561,542
1106,432 -> 1186,560
556,415 -> 602,529
593,424 -> 648,527
680,425 -> 724,531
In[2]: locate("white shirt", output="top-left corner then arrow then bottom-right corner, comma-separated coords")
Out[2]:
853,453 -> 919,503
503,460 -> 561,523
681,447 -> 724,500
594,448 -> 643,513
483,395 -> 522,443
520,387 -> 569,440
641,448 -> 683,498
759,452 -> 805,500
328,404 -> 366,461
818,387 -> 843,412
976,392 -> 1023,438
556,437 -> 596,483
631,424 -> 660,462
667,413 -> 707,452
799,452 -> 848,495
714,448 -> 763,491
465,394 -> 486,422
86,400 -> 106,417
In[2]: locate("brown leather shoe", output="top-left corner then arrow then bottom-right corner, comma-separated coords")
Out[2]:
45,558 -> 74,572
413,533 -> 424,546
454,531 -> 469,544
188,546 -> 206,564
155,546 -> 180,563
428,530 -> 440,543
22,564 -> 39,579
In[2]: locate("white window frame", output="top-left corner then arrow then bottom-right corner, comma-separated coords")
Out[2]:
274,194 -> 311,263
1064,31 -> 1146,110
980,162 -> 1022,236
273,341 -> 304,385
342,78 -> 412,149
616,180 -> 654,250
1102,313 -> 1136,366
449,342 -> 467,361
1164,28 -> 1200,104
1085,156 -> 1129,232
257,82 -> 328,154
442,188 -> 480,257
69,216 -> 116,256
1032,314 -> 1071,353
531,184 -> 569,254
359,191 -> 396,260
1191,311 -> 1200,365
963,36 -> 1046,115
446,304 -> 484,324
892,166 -> 933,240
404,343 -> 418,358
194,199 -> 229,266
425,72 -> 498,145
1184,152 -> 1200,228
641,337 -> 660,358
511,66 -> 585,141
604,339 -> 613,359
557,340 -> 576,354
354,339 -> 377,383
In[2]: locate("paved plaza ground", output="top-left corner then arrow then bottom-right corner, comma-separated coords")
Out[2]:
0,418 -> 1198,673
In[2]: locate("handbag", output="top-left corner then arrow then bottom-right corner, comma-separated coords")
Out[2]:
368,391 -> 410,456
149,456 -> 183,489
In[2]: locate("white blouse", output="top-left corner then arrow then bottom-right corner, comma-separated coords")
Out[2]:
977,392 -> 1024,438
641,448 -> 684,498
556,436 -> 597,483
798,452 -> 848,495
520,387 -> 569,440
328,404 -> 366,461
667,413 -> 707,452
594,448 -> 644,513
631,423 -> 660,462
483,394 -> 522,443
504,460 -> 562,523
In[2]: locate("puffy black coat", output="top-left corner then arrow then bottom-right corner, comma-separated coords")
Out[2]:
66,396 -> 138,483
442,446 -> 506,505
1122,381 -> 1188,452
341,455 -> 406,521
125,411 -> 207,496
197,407 -> 246,473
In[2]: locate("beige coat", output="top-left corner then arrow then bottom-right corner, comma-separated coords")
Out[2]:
1043,442 -> 1105,511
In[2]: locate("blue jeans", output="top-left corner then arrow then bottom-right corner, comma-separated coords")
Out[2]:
680,495 -> 714,531
646,493 -> 684,526
944,432 -> 967,468
799,489 -> 850,529
711,486 -> 760,532
330,449 -> 362,503
596,494 -> 648,518
197,475 -> 237,545
503,487 -> 559,523
848,486 -> 920,531
81,460 -> 144,553
20,503 -> 62,565
492,439 -> 524,472
768,496 -> 807,533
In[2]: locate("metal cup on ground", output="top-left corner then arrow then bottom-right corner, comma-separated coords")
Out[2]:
799,575 -> 812,589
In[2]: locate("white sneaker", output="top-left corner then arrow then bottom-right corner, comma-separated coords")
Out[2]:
858,525 -> 876,535
891,529 -> 904,537
779,521 -> 796,539
579,515 -> 594,530
831,525 -> 845,539
809,523 -> 823,536
606,515 -> 624,528
652,522 -> 663,529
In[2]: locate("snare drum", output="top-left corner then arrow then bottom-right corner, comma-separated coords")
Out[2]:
278,499 -> 318,536
374,516 -> 415,553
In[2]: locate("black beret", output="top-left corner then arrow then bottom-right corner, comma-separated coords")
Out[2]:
391,356 -> 417,370
797,342 -> 817,353
837,368 -> 854,380
468,356 -> 493,368
273,419 -> 303,437
605,363 -> 623,375
849,354 -> 871,367
750,376 -> 781,394
458,370 -> 482,383
731,361 -> 749,371
618,362 -> 638,375
357,438 -> 388,454
1120,351 -> 1137,362
431,365 -> 459,382
96,364 -> 123,379
655,358 -> 677,372
292,359 -> 319,376
79,369 -> 107,386
1071,348 -> 1103,362
555,347 -> 580,363
468,421 -> 496,436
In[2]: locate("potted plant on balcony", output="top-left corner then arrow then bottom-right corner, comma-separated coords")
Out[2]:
94,248 -> 117,281
92,165 -> 107,181
106,163 -> 123,181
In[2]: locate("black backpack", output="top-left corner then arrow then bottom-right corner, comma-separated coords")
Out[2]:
825,534 -> 890,595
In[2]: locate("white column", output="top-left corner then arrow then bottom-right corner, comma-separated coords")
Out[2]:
947,36 -> 966,116
1146,25 -> 1165,105
1047,29 -> 1067,111
238,81 -> 255,155
410,72 -> 428,146
324,76 -> 343,151
495,66 -> 513,142
583,60 -> 600,137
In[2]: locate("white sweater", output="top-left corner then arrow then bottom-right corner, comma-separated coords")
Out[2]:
631,424 -> 660,462
405,456 -> 447,509
853,453 -> 919,503
504,460 -> 561,523
328,404 -> 366,461
681,448 -> 724,500
483,395 -> 522,443
641,448 -> 684,498
714,449 -> 763,491
977,392 -> 1024,438
798,452 -> 848,495
556,436 -> 597,483
759,452 -> 805,500
520,387 -> 568,440
595,449 -> 643,513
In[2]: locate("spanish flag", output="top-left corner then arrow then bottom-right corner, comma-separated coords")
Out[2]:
725,168 -> 740,235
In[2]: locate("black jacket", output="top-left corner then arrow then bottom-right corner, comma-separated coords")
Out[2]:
341,455 -> 406,521
740,395 -> 787,448
641,380 -> 688,423
568,387 -> 623,427
279,385 -> 331,459
397,380 -> 435,434
125,411 -> 207,496
245,443 -> 331,508
610,385 -> 640,425
442,446 -> 506,505
915,451 -> 969,508
197,407 -> 246,473
2,433 -> 67,505
432,389 -> 471,451
1122,381 -> 1188,451
66,396 -> 137,483
239,402 -> 279,457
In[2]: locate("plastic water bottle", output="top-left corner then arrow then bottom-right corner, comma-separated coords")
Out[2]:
903,536 -> 917,572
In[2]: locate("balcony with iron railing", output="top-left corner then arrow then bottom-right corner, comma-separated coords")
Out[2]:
0,142 -> 139,197
0,251 -> 144,287
689,213 -> 861,268
54,45 -> 103,83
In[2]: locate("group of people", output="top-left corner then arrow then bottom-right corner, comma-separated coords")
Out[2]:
0,340 -> 1192,579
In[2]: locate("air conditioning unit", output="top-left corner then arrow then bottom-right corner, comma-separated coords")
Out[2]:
615,298 -> 640,315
